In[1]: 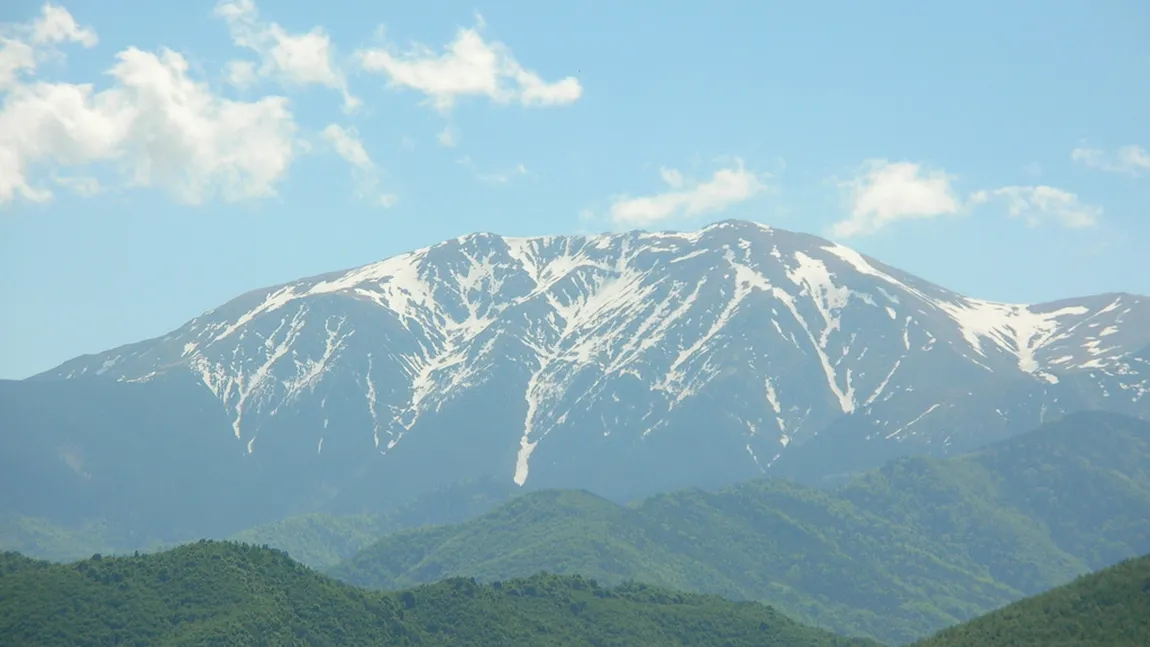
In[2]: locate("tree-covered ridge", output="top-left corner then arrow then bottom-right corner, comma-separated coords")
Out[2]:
0,541 -> 877,647
913,553 -> 1150,647
330,411 -> 1150,644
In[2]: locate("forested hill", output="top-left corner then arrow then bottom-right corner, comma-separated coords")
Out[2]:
913,553 -> 1150,647
0,541 -> 878,647
328,410 -> 1150,644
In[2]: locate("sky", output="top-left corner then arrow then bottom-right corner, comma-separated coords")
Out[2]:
1,0 -> 1148,379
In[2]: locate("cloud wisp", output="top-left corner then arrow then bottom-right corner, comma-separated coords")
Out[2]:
1071,145 -> 1150,176
477,162 -> 528,185
603,160 -> 769,228
322,124 -> 396,207
355,15 -> 582,113
214,0 -> 359,112
970,185 -> 1100,229
830,159 -> 1102,238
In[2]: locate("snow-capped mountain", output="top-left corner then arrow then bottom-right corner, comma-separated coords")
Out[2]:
36,220 -> 1150,500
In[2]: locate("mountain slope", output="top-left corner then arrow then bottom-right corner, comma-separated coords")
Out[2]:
0,470 -> 522,566
0,377 -> 257,539
228,475 -> 522,569
9,221 -> 1150,532
913,553 -> 1150,647
329,411 -> 1150,644
0,542 -> 877,647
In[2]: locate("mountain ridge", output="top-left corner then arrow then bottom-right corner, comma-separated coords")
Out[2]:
8,220 -> 1149,533
912,553 -> 1150,647
0,541 -> 878,647
328,410 -> 1150,644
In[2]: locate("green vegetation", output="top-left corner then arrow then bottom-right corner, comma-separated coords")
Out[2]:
230,513 -> 392,571
0,513 -> 126,563
6,412 -> 1146,644
330,411 -> 1150,644
0,541 -> 877,647
0,512 -> 385,568
914,553 -> 1150,647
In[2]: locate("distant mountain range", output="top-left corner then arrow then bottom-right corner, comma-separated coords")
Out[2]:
3,220 -> 1149,541
326,411 -> 1150,644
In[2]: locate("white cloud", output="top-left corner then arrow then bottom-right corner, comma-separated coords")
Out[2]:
970,185 -> 1100,229
214,0 -> 358,111
28,3 -> 97,47
1071,145 -> 1150,176
659,167 -> 684,189
831,159 -> 1103,236
0,2 -> 96,91
436,125 -> 457,147
609,159 -> 768,227
0,5 -> 300,207
223,59 -> 258,89
52,173 -> 101,196
322,124 -> 371,170
0,39 -> 36,91
356,15 -> 582,113
456,154 -> 527,185
830,159 -> 961,238
322,124 -> 395,207
477,162 -> 527,185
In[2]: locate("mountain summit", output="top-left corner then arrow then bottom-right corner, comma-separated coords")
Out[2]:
31,220 -> 1150,502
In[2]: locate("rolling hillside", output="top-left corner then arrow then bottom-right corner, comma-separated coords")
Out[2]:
0,541 -> 877,647
330,411 -> 1150,644
913,553 -> 1150,647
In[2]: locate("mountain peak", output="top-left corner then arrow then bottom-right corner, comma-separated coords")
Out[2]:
33,224 -> 1150,497
700,218 -> 777,234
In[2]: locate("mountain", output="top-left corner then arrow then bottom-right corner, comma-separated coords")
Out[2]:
0,455 -> 520,565
0,377 -> 254,539
329,411 -> 1150,644
913,553 -> 1150,647
0,542 -> 878,647
228,476 -> 522,569
7,221 -> 1150,535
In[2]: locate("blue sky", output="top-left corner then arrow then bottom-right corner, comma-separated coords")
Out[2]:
1,0 -> 1147,379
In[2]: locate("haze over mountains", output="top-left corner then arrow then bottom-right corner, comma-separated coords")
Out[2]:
4,221 -> 1149,543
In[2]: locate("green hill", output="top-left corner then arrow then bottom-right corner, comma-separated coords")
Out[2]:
330,411 -> 1150,644
913,553 -> 1150,647
0,541 -> 877,647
